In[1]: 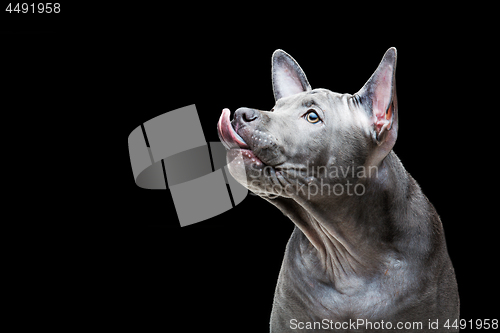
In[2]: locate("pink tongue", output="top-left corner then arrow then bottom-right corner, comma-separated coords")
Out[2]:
218,108 -> 248,148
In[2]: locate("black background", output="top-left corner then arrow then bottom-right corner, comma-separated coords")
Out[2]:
2,3 -> 496,331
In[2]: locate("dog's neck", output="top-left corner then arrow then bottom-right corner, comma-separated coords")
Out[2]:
264,151 -> 429,294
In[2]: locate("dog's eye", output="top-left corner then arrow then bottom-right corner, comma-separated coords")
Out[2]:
305,111 -> 321,124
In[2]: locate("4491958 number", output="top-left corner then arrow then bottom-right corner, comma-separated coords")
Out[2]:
6,3 -> 60,13
445,319 -> 498,330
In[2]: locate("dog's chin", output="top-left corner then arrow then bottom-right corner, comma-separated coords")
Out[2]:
227,148 -> 263,168
226,148 -> 265,184
226,150 -> 293,199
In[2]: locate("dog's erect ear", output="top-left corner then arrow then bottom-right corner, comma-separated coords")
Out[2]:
355,47 -> 398,161
272,49 -> 311,101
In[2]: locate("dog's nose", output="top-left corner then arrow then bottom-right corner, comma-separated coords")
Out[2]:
235,107 -> 259,123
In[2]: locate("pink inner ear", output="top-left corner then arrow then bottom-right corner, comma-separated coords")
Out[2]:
276,67 -> 304,97
373,70 -> 392,117
372,67 -> 393,133
373,66 -> 392,134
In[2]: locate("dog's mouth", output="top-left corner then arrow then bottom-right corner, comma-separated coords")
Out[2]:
218,108 -> 292,196
217,109 -> 265,166
218,108 -> 284,169
217,108 -> 249,150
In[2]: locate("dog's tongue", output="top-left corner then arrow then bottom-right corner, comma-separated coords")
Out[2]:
217,108 -> 248,149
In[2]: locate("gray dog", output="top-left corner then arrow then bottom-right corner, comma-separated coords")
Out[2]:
218,48 -> 459,332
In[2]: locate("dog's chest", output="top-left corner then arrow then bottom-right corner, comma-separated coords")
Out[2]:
294,276 -> 401,321
276,248 -> 410,322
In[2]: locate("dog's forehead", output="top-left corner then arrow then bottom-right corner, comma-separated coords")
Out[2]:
307,89 -> 347,106
275,88 -> 347,109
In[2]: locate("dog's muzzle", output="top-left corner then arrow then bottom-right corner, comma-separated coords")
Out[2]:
217,108 -> 249,150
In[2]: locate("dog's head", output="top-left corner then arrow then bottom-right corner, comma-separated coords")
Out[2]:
218,48 -> 398,200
